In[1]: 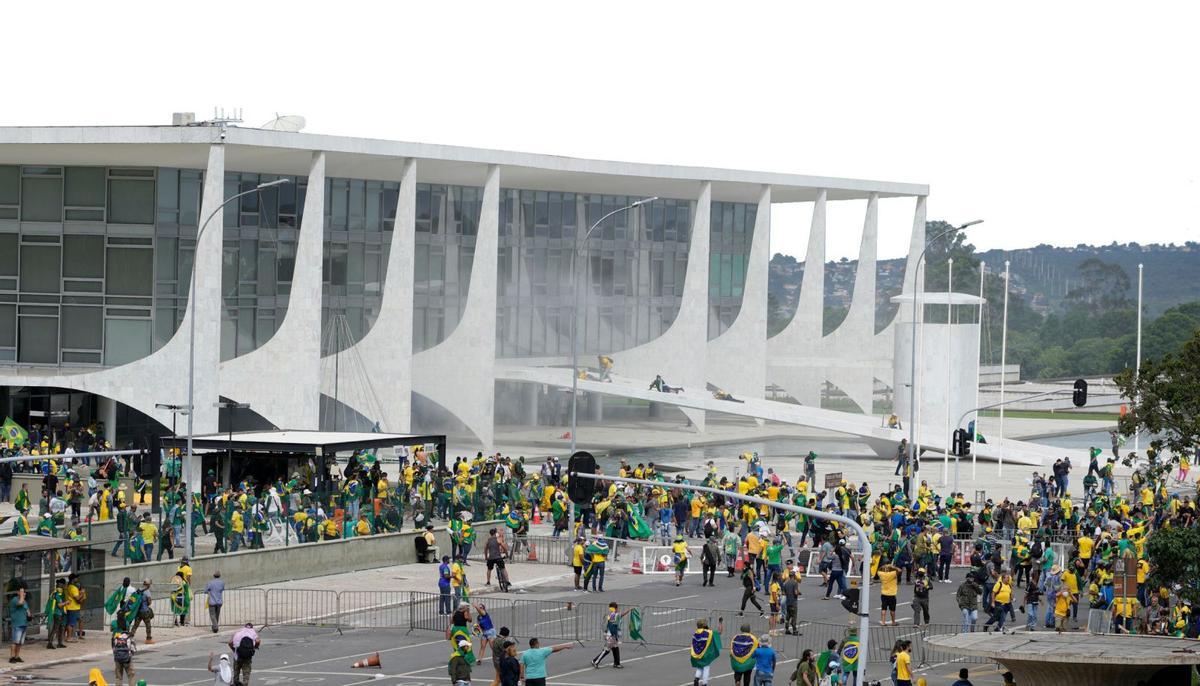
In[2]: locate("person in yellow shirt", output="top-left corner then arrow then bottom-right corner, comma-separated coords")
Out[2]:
878,563 -> 900,625
354,513 -> 372,537
1077,533 -> 1094,567
230,508 -> 245,551
64,573 -> 85,642
1054,585 -> 1073,633
138,513 -> 158,561
768,578 -> 782,633
984,573 -> 1014,632
450,556 -> 467,603
572,537 -> 585,591
671,535 -> 690,587
894,640 -> 913,684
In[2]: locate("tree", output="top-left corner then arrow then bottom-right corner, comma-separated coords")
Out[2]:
1065,258 -> 1131,314
1114,329 -> 1200,462
1146,526 -> 1200,606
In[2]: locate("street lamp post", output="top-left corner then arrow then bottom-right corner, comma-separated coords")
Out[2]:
566,196 -> 656,537
184,178 -> 289,556
907,219 -> 982,503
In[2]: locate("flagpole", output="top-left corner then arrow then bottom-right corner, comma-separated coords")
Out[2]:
943,258 -> 953,487
1134,263 -> 1143,457
973,261 -> 985,481
998,260 -> 1010,478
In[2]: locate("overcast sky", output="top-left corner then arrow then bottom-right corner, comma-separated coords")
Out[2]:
6,2 -> 1197,261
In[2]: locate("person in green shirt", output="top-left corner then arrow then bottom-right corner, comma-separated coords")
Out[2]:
765,537 -> 784,589
689,617 -> 723,686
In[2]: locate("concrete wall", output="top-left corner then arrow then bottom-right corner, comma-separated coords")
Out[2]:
98,527 -> 450,592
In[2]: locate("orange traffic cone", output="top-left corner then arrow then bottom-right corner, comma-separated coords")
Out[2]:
734,549 -> 746,572
532,509 -> 542,525
527,543 -> 539,562
630,558 -> 643,574
352,653 -> 381,669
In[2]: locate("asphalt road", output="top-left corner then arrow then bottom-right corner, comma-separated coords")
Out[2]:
25,559 -> 1018,686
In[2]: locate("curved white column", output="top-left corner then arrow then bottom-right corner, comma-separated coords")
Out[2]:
0,144 -> 226,434
609,181 -> 711,431
707,184 -> 769,403
320,157 -> 417,433
412,164 -> 500,447
766,189 -> 826,406
220,151 -> 325,429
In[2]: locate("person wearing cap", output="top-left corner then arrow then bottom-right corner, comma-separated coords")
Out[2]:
448,637 -> 474,685
671,535 -> 690,587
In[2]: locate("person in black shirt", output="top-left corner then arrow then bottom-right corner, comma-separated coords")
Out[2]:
497,642 -> 521,686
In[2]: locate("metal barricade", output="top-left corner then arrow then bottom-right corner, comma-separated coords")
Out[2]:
265,588 -> 338,627
192,588 -> 268,628
338,590 -> 410,628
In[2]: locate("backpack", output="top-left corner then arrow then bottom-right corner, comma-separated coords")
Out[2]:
1030,541 -> 1044,560
112,633 -> 132,664
236,635 -> 257,661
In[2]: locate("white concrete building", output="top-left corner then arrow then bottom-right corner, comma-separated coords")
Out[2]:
0,119 -> 947,451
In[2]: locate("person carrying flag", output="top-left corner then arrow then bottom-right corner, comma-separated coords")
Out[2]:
729,623 -> 759,686
44,578 -> 66,649
582,537 -> 609,593
448,638 -> 475,686
689,616 -> 724,686
591,602 -> 630,669
672,535 -> 690,587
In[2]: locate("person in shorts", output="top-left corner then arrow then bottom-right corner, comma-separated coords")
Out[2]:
485,529 -> 508,586
474,603 -> 497,655
878,563 -> 900,625
8,587 -> 28,663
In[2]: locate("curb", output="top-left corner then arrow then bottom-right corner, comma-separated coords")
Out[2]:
0,630 -> 220,675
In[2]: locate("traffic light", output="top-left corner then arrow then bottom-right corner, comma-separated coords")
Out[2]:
952,428 -> 971,457
1073,379 -> 1088,407
567,451 -> 598,504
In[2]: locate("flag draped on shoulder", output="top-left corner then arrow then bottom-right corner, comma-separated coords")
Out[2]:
729,632 -> 759,672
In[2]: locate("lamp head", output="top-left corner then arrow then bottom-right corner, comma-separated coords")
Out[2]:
631,196 -> 659,207
256,178 -> 290,189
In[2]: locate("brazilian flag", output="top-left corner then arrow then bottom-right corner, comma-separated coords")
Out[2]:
504,510 -> 522,531
729,633 -> 759,673
105,588 -> 125,614
1,417 -> 27,447
171,582 -> 190,617
628,505 -> 653,540
448,624 -> 472,656
689,628 -> 720,668
629,608 -> 644,642
840,636 -> 860,668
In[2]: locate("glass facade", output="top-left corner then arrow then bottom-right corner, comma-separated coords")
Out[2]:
0,162 -> 758,369
497,192 -> 696,358
708,200 -> 756,339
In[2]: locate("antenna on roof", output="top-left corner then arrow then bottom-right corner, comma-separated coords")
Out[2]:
209,107 -> 243,126
260,113 -> 306,132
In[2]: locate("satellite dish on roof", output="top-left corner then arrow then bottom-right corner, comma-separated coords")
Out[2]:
260,114 -> 306,132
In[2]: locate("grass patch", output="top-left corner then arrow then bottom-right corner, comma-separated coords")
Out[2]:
978,409 -> 1117,421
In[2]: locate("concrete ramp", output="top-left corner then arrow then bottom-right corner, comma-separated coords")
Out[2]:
497,365 -> 1056,467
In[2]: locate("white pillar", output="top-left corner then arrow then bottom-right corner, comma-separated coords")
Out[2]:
973,261 -> 985,480
98,396 -> 117,445
943,258 -> 953,486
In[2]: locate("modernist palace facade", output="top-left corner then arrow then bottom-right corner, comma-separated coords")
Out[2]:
0,120 -> 931,449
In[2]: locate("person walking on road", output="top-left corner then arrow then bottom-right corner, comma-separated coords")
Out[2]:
448,638 -> 473,686
737,566 -> 765,617
689,617 -> 723,686
752,634 -> 777,686
729,624 -> 758,686
701,536 -> 719,587
518,637 -> 572,686
229,622 -> 259,686
203,572 -> 225,633
8,586 -> 27,664
111,630 -> 135,686
591,602 -> 630,668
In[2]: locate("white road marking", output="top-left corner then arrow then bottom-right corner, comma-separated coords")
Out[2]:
555,646 -> 690,677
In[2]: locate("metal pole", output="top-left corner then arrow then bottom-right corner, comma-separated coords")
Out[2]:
185,180 -> 288,558
571,472 -> 873,686
973,261 -> 985,481
943,259 -> 953,486
567,198 -> 656,539
998,261 -> 1010,477
1134,263 -> 1143,456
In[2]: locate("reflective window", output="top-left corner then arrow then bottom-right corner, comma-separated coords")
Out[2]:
105,247 -> 153,296
20,243 -> 60,293
21,169 -> 63,222
18,315 -> 58,363
104,318 -> 151,366
108,176 -> 155,224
